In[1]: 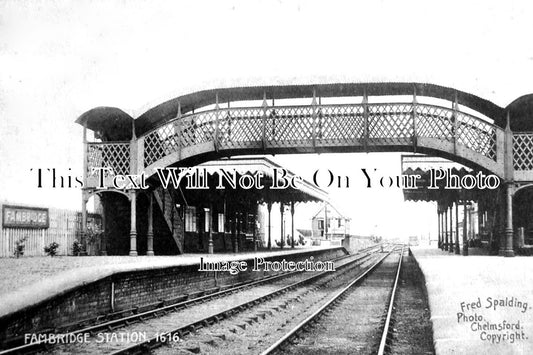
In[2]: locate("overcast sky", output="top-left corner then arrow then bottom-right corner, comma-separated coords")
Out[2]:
1,0 -> 532,238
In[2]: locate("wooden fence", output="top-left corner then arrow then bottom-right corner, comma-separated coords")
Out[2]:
0,202 -> 100,257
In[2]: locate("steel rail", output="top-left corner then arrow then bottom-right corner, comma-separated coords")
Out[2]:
0,270 -> 301,355
376,246 -> 404,355
0,246 -> 382,355
259,245 -> 403,355
108,247 -> 386,355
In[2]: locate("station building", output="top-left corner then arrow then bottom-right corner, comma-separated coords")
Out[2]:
311,204 -> 351,240
85,157 -> 328,255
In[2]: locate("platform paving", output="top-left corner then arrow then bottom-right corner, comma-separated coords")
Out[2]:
0,246 -> 334,318
411,247 -> 533,355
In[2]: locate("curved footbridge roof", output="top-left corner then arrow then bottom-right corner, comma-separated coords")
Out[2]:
133,82 -> 507,135
77,82 -> 524,138
76,82 -> 533,184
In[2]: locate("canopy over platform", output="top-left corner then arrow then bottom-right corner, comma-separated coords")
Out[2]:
190,157 -> 329,205
401,155 -> 490,205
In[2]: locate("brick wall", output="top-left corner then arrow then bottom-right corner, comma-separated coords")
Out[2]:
0,247 -> 347,347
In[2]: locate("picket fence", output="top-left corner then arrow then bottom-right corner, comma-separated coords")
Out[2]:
0,202 -> 99,257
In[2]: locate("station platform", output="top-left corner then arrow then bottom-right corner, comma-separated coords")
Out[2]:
0,246 -> 336,318
411,247 -> 533,355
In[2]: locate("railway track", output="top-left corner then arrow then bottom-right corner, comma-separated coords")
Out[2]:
264,246 -> 404,355
112,248 -> 391,355
0,245 -> 385,355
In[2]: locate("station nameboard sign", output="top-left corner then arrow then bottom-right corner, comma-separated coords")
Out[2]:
2,205 -> 49,229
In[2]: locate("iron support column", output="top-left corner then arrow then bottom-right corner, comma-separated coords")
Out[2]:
267,202 -> 272,250
503,182 -> 515,257
291,201 -> 295,248
81,192 -> 88,255
222,196 -> 227,252
324,203 -> 328,240
147,193 -> 154,256
455,201 -> 460,254
208,204 -> 214,254
100,195 -> 107,255
230,214 -> 235,253
129,191 -> 138,256
498,190 -> 506,256
463,200 -> 469,256
280,203 -> 284,249
81,124 -> 88,255
502,112 -> 514,257
449,204 -> 454,253
439,211 -> 444,249
234,211 -> 239,253
443,207 -> 448,251
253,207 -> 257,252
437,211 -> 441,249
440,211 -> 445,250
441,211 -> 445,249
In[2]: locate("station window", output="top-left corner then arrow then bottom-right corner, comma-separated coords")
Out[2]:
318,219 -> 324,230
247,213 -> 255,234
204,208 -> 210,232
218,213 -> 224,233
185,206 -> 197,232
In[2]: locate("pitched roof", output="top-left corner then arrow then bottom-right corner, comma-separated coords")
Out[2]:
312,203 -> 350,220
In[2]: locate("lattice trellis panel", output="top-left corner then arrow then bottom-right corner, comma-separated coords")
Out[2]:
144,111 -> 218,166
368,104 -> 413,139
219,108 -> 263,147
87,142 -> 130,177
181,112 -> 216,146
140,101 -> 504,170
513,133 -> 533,170
264,106 -> 314,144
415,105 -> 453,141
456,112 -> 497,160
319,105 -> 364,140
144,122 -> 180,167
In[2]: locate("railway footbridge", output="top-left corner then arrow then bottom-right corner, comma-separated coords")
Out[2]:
76,82 -> 533,257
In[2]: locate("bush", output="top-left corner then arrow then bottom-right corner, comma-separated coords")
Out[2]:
286,236 -> 300,247
85,227 -> 102,245
44,242 -> 59,257
72,240 -> 83,256
14,236 -> 27,258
